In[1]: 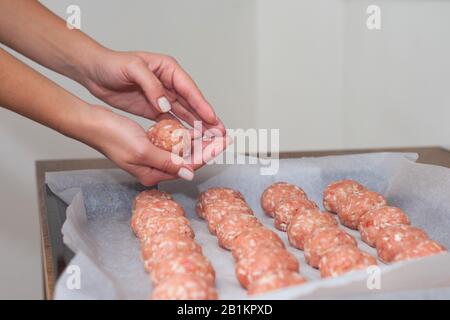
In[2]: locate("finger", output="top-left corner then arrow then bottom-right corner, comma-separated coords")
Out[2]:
161,57 -> 217,124
170,101 -> 201,133
169,91 -> 226,136
126,58 -> 172,113
155,112 -> 197,140
143,143 -> 194,181
201,135 -> 232,165
131,165 -> 177,186
187,135 -> 232,170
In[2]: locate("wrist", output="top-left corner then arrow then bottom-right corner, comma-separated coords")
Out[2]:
73,103 -> 112,151
65,43 -> 111,87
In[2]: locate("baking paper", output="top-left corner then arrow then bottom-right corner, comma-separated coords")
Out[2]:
46,152 -> 450,299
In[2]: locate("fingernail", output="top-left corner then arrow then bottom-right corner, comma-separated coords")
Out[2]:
177,167 -> 194,181
158,97 -> 171,112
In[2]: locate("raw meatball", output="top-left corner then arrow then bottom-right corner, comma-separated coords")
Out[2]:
231,227 -> 285,261
235,247 -> 299,289
287,209 -> 338,250
358,206 -> 410,247
319,245 -> 377,278
304,226 -> 357,268
141,233 -> 201,272
196,187 -> 244,218
204,198 -> 253,234
247,270 -> 307,296
260,182 -> 307,217
215,213 -> 262,250
139,216 -> 194,243
393,239 -> 446,262
131,199 -> 185,237
274,198 -> 318,231
338,190 -> 387,229
151,252 -> 215,286
133,189 -> 172,212
151,274 -> 218,300
147,119 -> 190,156
323,179 -> 364,213
375,225 -> 428,263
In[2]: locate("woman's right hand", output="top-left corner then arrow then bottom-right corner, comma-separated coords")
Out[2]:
85,106 -> 195,186
84,106 -> 230,186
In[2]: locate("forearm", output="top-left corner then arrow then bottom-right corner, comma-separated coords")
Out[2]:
0,47 -> 99,146
0,0 -> 106,85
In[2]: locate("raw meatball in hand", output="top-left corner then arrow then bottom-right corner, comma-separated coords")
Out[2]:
147,118 -> 190,156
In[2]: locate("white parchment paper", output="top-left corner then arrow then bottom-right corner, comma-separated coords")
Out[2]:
47,152 -> 450,299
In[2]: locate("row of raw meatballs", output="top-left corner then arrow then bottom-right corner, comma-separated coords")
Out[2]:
262,182 -> 376,277
196,187 -> 307,295
323,180 -> 446,262
131,189 -> 218,300
262,180 -> 446,276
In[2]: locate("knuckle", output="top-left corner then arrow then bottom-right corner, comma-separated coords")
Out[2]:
164,55 -> 178,65
128,56 -> 145,69
161,158 -> 175,174
132,146 -> 148,162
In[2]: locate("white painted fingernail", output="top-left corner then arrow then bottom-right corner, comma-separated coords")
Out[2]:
177,167 -> 194,181
158,97 -> 171,112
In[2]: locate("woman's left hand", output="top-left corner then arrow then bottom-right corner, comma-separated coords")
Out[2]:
81,49 -> 226,136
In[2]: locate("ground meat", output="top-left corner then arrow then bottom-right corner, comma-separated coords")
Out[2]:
151,252 -> 215,286
247,270 -> 307,296
358,206 -> 410,247
235,247 -> 299,289
287,209 -> 338,250
147,119 -> 190,156
131,199 -> 185,237
323,179 -> 364,213
231,227 -> 285,261
338,190 -> 387,229
139,216 -> 194,243
215,213 -> 262,250
133,189 -> 172,212
393,239 -> 447,262
319,245 -> 377,278
141,233 -> 202,272
375,225 -> 429,263
203,198 -> 253,234
260,182 -> 307,217
196,187 -> 245,218
304,226 -> 357,268
151,274 -> 218,300
273,198 -> 318,231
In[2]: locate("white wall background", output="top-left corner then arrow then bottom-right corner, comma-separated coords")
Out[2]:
256,0 -> 450,151
0,0 -> 449,299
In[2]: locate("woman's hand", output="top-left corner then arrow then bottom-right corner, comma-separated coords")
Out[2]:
86,106 -> 198,185
85,106 -> 230,186
81,50 -> 226,136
